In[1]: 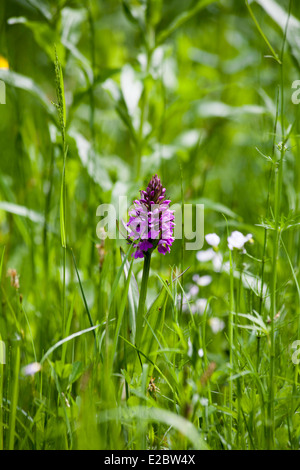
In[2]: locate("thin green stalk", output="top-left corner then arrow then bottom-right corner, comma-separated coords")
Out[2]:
268,121 -> 282,450
8,343 -> 20,450
281,235 -> 300,449
255,89 -> 279,445
236,254 -> 244,449
245,0 -> 281,64
202,301 -> 214,426
87,0 -> 96,146
228,246 -> 235,446
136,45 -> 152,179
71,248 -> 95,334
61,147 -> 67,337
259,88 -> 280,325
0,334 -> 3,450
267,2 -> 290,447
180,164 -> 184,319
136,252 -> 152,354
54,48 -> 68,337
223,213 -> 235,447
43,144 -> 55,282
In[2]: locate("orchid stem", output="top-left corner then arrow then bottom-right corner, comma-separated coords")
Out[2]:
136,251 -> 152,358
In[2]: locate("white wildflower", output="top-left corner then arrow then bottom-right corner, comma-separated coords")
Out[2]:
196,248 -> 215,262
188,285 -> 199,298
192,274 -> 212,286
205,233 -> 220,248
22,362 -> 41,376
227,231 -> 253,252
196,248 -> 223,272
212,252 -> 223,272
187,338 -> 193,357
209,317 -> 225,334
198,348 -> 204,358
200,397 -> 209,406
195,298 -> 208,314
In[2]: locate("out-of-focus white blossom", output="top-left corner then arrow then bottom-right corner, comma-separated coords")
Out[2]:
196,248 -> 215,262
192,274 -> 212,286
205,233 -> 220,248
187,338 -> 193,357
179,294 -> 208,315
198,348 -> 204,358
187,342 -> 204,359
209,317 -> 225,334
212,252 -> 223,272
187,285 -> 199,298
22,362 -> 41,376
200,397 -> 209,406
191,298 -> 208,315
196,248 -> 223,272
227,231 -> 253,252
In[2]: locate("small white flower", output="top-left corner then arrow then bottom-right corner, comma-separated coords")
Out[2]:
227,231 -> 253,252
209,317 -> 225,334
195,298 -> 208,314
212,252 -> 223,272
198,348 -> 204,358
183,298 -> 208,315
196,248 -> 215,262
189,285 -> 199,297
193,274 -> 212,287
277,141 -> 287,153
205,233 -> 220,248
22,362 -> 41,376
187,338 -> 193,357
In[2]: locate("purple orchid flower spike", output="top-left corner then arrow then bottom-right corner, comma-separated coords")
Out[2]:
127,174 -> 175,259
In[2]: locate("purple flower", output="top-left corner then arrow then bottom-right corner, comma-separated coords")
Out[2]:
127,174 -> 175,258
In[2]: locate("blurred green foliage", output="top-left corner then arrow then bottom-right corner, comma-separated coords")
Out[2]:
0,0 -> 300,450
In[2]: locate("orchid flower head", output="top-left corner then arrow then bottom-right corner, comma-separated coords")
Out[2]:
127,174 -> 175,258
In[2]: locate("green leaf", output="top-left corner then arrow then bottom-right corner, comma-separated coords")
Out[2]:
0,246 -> 5,283
26,0 -> 53,22
107,245 -> 134,312
245,0 -> 281,64
196,100 -> 268,119
0,69 -> 53,116
156,0 -> 219,45
0,197 -> 44,247
68,130 -> 112,192
254,0 -> 300,67
71,248 -> 95,333
40,325 -> 100,364
68,361 -> 83,385
111,255 -> 135,366
141,282 -> 169,358
8,17 -> 65,65
191,197 -> 239,219
0,201 -> 44,224
120,248 -> 139,344
98,406 -> 209,450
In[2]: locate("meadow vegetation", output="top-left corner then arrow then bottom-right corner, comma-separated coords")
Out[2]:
0,0 -> 300,450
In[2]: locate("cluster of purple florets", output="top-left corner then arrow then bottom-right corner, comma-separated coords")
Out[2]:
127,175 -> 175,259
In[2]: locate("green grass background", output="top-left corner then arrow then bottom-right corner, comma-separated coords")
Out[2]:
0,0 -> 300,450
